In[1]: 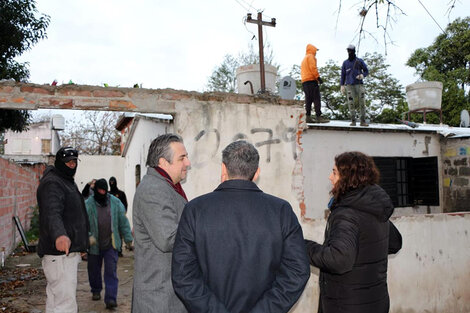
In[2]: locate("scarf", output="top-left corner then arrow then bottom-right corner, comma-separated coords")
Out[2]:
155,167 -> 188,201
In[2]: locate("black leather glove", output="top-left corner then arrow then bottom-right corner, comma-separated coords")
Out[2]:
318,77 -> 323,84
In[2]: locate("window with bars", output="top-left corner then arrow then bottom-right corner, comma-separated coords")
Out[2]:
373,156 -> 439,207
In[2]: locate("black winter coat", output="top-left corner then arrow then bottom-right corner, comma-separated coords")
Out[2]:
305,184 -> 402,313
172,179 -> 310,313
37,166 -> 89,257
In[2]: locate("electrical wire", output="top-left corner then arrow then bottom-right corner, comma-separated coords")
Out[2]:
416,0 -> 446,34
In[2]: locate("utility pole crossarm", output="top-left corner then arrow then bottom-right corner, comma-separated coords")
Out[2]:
246,12 -> 276,94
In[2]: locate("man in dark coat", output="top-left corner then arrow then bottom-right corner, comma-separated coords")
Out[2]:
108,176 -> 127,210
172,140 -> 310,313
37,146 -> 89,313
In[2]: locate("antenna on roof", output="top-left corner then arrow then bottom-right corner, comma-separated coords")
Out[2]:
460,110 -> 469,127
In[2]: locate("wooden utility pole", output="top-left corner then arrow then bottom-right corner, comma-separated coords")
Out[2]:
246,12 -> 276,94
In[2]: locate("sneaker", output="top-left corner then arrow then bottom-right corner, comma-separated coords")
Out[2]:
306,115 -> 315,123
106,300 -> 117,310
92,293 -> 101,301
350,121 -> 357,126
360,121 -> 369,127
315,116 -> 330,123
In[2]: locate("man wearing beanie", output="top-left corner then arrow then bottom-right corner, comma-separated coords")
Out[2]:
37,146 -> 89,313
340,44 -> 369,126
85,178 -> 133,310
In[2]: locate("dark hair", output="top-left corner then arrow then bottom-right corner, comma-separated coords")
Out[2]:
146,134 -> 183,168
222,140 -> 259,180
331,151 -> 379,200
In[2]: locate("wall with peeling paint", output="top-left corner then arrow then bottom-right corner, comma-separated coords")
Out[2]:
302,129 -> 443,219
173,101 -> 304,209
300,213 -> 470,313
441,137 -> 470,212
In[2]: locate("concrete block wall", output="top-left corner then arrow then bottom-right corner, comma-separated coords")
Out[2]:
0,157 -> 45,255
442,137 -> 470,212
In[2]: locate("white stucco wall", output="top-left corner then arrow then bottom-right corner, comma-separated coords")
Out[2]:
299,213 -> 470,313
122,118 -> 173,226
302,129 -> 443,219
174,101 -> 304,209
75,155 -> 125,197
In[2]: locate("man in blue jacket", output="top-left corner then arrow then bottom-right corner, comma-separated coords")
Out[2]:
172,140 -> 310,313
85,178 -> 133,310
340,44 -> 369,126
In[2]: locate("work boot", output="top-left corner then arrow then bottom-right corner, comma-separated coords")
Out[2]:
315,116 -> 330,123
350,120 -> 357,126
106,300 -> 117,310
92,293 -> 101,301
306,115 -> 315,123
360,121 -> 369,127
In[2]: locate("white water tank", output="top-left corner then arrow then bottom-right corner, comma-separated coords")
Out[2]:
51,114 -> 65,130
406,81 -> 443,111
236,64 -> 277,95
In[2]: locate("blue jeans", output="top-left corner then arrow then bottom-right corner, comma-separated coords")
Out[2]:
87,248 -> 118,304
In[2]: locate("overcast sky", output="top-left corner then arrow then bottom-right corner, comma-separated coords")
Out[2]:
17,0 -> 469,93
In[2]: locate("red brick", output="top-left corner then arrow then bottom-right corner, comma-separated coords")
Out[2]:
20,86 -> 54,95
110,100 -> 137,109
92,90 -> 125,98
57,89 -> 92,97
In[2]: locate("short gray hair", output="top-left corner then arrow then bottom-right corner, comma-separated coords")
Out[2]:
146,134 -> 183,168
222,140 -> 259,180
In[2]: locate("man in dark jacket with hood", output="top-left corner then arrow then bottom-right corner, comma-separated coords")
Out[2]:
108,176 -> 127,210
172,140 -> 310,313
37,146 -> 89,313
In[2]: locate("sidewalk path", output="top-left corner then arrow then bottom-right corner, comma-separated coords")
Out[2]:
0,248 -> 134,313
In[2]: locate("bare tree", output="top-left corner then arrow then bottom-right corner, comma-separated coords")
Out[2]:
60,111 -> 121,155
338,0 -> 459,54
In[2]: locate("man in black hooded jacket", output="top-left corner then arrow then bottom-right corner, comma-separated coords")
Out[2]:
37,146 -> 89,313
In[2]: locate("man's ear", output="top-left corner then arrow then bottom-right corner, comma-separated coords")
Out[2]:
158,157 -> 169,169
252,167 -> 260,182
221,163 -> 229,182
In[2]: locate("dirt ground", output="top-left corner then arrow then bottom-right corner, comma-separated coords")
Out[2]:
0,247 -> 134,313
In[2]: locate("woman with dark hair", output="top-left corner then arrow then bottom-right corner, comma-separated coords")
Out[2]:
305,151 -> 402,313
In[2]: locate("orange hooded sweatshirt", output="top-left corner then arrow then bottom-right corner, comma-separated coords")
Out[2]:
301,44 -> 319,83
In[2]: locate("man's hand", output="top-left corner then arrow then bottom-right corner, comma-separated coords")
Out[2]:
89,236 -> 97,246
55,235 -> 71,255
356,74 -> 364,80
125,242 -> 134,251
340,85 -> 345,94
318,77 -> 323,84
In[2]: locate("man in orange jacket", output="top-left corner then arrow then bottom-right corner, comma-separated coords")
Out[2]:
301,44 -> 329,123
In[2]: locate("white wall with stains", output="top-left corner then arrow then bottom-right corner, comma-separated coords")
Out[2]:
301,128 -> 443,219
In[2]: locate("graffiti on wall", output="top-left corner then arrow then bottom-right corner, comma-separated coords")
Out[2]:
191,126 -> 298,168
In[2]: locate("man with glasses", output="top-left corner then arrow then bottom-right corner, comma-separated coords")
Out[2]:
37,147 -> 89,313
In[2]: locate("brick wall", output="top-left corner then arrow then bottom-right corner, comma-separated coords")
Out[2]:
442,137 -> 470,212
0,157 -> 45,255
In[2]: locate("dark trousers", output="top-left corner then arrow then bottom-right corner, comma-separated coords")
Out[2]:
87,248 -> 119,303
302,80 -> 322,117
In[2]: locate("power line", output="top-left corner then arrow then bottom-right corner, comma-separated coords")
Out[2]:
416,0 -> 446,34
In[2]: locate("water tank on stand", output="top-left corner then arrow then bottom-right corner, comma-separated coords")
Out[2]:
236,64 -> 277,95
405,81 -> 443,124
